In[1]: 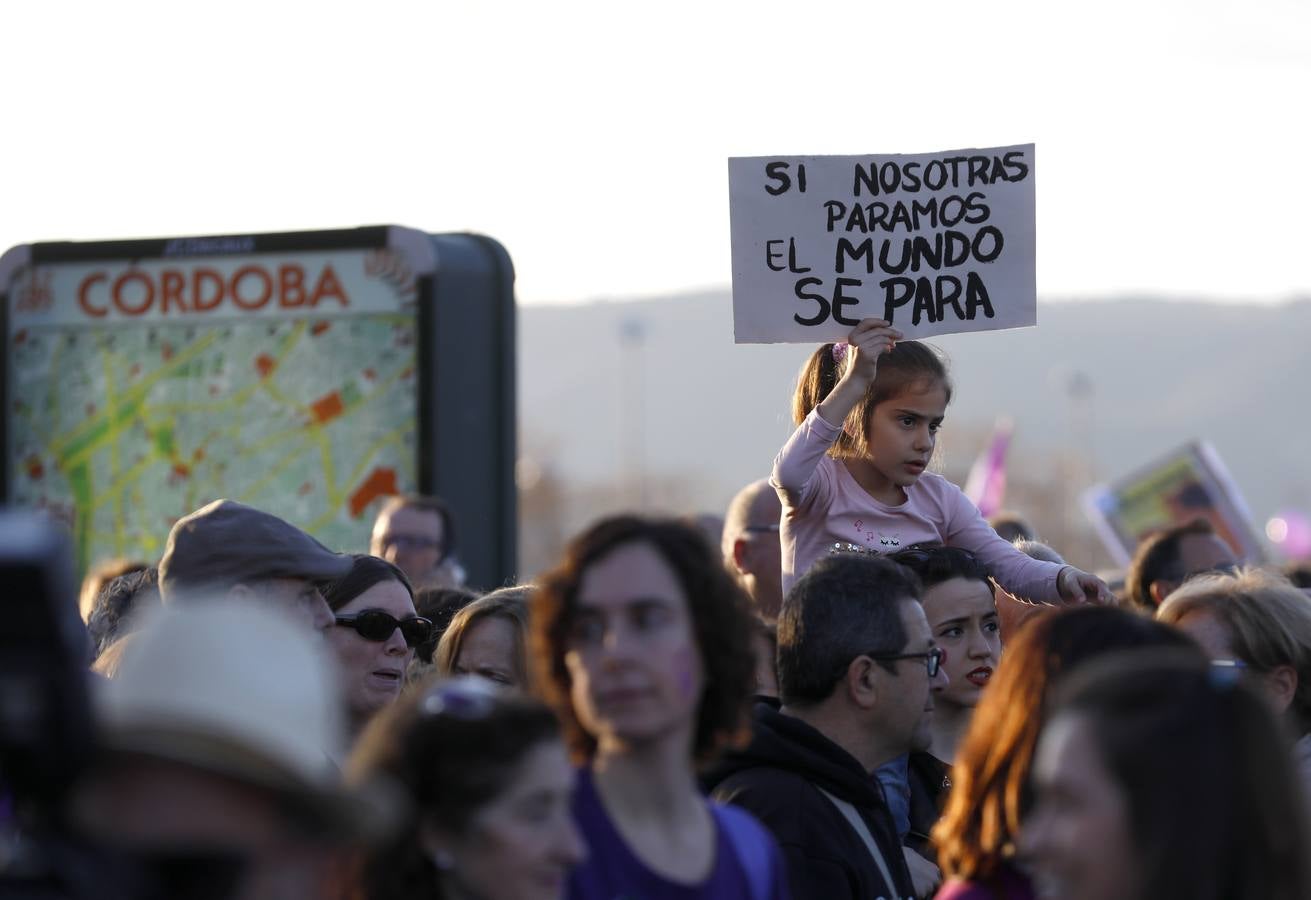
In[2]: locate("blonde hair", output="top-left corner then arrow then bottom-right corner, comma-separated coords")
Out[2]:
1158,567 -> 1311,733
435,587 -> 531,687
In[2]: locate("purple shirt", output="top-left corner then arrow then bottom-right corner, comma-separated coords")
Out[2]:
567,768 -> 787,900
934,863 -> 1037,900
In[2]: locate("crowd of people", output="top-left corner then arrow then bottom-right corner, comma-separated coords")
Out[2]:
7,317 -> 1311,900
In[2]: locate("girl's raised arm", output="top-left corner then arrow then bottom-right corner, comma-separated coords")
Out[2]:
816,319 -> 902,428
772,319 -> 903,509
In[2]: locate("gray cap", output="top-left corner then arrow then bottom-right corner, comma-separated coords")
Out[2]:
159,499 -> 351,602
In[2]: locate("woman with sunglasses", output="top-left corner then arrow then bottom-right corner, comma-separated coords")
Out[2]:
531,516 -> 787,900
325,554 -> 433,741
342,676 -> 586,900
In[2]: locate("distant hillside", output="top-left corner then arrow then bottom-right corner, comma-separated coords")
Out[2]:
517,291 -> 1311,570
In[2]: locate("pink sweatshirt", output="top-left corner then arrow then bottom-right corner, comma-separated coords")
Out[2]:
772,409 -> 1065,601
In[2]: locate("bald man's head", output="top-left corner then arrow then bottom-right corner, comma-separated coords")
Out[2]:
723,480 -> 784,620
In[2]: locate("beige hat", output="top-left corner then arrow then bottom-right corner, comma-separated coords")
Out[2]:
96,599 -> 394,840
158,499 -> 352,603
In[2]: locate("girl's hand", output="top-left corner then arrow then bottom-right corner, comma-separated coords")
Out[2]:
815,318 -> 904,430
1057,566 -> 1113,605
842,318 -> 903,386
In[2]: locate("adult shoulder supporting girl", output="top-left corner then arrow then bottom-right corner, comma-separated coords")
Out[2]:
773,317 -> 1109,605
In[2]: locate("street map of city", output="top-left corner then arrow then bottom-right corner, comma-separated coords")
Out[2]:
6,247 -> 420,571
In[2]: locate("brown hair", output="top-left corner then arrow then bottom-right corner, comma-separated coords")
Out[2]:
412,586 -> 478,664
1125,518 -> 1217,611
792,340 -> 951,460
530,515 -> 756,767
1158,567 -> 1311,734
932,606 -> 1196,882
434,587 -> 531,687
323,555 -> 414,612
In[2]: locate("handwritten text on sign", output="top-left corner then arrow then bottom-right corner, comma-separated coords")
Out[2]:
729,145 -> 1036,343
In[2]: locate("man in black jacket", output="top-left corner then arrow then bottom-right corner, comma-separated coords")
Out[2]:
708,553 -> 945,899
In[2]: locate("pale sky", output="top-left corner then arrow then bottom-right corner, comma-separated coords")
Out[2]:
4,0 -> 1308,305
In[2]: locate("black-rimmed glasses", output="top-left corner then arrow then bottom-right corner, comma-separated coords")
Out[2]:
865,646 -> 944,677
334,610 -> 433,647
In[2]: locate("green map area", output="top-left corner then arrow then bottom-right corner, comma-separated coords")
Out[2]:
8,314 -> 418,572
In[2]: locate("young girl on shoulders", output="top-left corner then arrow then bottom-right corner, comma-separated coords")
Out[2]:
773,317 -> 1108,605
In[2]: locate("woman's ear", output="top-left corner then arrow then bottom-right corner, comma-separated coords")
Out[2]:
1262,664 -> 1298,717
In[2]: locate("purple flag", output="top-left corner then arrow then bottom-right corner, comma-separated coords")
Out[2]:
964,418 -> 1013,518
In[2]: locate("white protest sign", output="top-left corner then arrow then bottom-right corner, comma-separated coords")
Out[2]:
729,144 -> 1036,343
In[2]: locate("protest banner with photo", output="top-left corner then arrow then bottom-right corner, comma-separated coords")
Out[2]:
1082,441 -> 1266,566
729,144 -> 1036,344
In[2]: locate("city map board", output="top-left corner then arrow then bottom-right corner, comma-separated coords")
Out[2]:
3,242 -> 423,574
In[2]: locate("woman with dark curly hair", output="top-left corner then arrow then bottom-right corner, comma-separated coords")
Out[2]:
531,515 -> 787,900
323,555 -> 431,742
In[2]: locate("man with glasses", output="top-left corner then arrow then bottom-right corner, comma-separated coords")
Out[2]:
370,494 -> 461,590
722,479 -> 785,621
1125,518 -> 1240,611
708,553 -> 946,900
159,499 -> 350,631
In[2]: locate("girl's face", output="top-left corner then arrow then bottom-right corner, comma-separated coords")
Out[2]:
1022,713 -> 1140,900
325,580 -> 416,720
436,738 -> 585,900
864,380 -> 949,496
564,540 -> 705,754
922,576 -> 1000,708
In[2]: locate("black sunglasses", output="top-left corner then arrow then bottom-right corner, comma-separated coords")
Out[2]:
334,610 -> 433,648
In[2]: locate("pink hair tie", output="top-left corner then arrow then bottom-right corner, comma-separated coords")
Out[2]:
831,342 -> 849,365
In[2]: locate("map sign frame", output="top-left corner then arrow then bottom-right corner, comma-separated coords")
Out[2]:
0,226 -> 517,587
